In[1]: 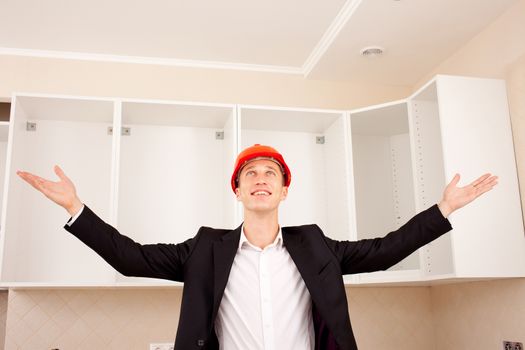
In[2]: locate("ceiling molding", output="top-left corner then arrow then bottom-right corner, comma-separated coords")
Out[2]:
0,47 -> 304,75
301,0 -> 363,78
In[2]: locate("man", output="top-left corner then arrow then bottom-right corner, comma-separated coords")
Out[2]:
17,144 -> 497,350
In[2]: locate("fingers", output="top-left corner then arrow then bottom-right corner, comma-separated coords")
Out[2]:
449,173 -> 460,187
471,173 -> 491,187
475,176 -> 498,194
16,171 -> 49,192
54,165 -> 69,182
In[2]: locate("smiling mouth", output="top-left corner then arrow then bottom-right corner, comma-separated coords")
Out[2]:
251,190 -> 271,196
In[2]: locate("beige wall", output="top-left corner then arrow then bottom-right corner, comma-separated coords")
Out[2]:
0,55 -> 410,110
415,0 -> 525,87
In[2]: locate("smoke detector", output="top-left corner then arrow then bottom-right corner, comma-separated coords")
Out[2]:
360,46 -> 385,58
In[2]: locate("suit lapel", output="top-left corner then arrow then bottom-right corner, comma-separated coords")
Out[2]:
282,227 -> 319,283
212,224 -> 242,322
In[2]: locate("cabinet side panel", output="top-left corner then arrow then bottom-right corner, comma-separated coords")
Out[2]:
388,133 -> 419,271
409,97 -> 454,276
0,140 -> 7,224
222,111 -> 237,229
438,76 -> 525,277
0,100 -> 26,281
324,116 -> 352,241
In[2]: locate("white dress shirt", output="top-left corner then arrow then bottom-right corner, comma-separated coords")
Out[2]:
67,205 -> 84,225
214,226 -> 314,350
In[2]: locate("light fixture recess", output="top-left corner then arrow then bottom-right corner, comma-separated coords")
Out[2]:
360,46 -> 385,58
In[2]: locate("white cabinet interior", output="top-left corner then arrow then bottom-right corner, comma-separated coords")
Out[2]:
350,102 -> 420,280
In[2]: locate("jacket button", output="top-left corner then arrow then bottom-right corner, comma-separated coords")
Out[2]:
197,339 -> 205,346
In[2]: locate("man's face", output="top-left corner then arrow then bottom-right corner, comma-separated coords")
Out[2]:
235,159 -> 288,214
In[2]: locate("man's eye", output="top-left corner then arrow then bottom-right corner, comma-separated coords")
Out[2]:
267,171 -> 276,176
246,171 -> 255,176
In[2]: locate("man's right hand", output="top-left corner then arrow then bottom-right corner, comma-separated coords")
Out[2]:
17,165 -> 83,217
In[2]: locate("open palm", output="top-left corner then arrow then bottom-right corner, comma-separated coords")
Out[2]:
17,165 -> 83,215
439,173 -> 498,217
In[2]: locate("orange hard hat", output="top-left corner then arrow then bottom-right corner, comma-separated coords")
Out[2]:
231,144 -> 291,193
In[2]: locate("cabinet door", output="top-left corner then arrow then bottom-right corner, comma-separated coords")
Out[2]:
115,100 -> 237,285
349,101 -> 424,283
239,106 -> 352,242
0,95 -> 116,286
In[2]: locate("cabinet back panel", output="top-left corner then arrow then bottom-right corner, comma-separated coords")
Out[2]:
241,130 -> 333,234
115,124 -> 235,283
351,133 -> 419,271
117,125 -> 232,245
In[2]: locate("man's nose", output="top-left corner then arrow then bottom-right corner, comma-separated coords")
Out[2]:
255,173 -> 267,184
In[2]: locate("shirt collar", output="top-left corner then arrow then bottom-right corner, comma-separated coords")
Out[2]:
238,224 -> 283,252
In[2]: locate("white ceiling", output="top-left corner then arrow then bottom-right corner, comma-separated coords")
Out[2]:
0,0 -> 518,86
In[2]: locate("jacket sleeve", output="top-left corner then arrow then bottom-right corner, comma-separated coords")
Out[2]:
63,205 -> 199,281
323,204 -> 452,274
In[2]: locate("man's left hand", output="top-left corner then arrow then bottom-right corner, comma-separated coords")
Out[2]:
438,173 -> 498,218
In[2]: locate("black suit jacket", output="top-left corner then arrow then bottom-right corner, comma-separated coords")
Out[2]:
65,204 -> 451,350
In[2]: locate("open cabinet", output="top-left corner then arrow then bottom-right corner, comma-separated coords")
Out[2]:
0,75 -> 523,287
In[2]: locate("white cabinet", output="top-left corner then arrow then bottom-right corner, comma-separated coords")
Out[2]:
412,76 -> 524,279
0,95 -> 116,285
0,95 -> 238,286
349,76 -> 525,283
0,75 -> 523,287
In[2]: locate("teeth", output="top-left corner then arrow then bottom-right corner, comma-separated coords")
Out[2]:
253,191 -> 269,196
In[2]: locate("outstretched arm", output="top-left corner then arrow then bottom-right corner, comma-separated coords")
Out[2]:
17,165 -> 195,281
328,173 -> 498,274
437,173 -> 498,218
17,165 -> 84,217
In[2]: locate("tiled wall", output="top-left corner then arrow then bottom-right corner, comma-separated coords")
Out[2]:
4,280 -> 525,350
432,279 -> 525,349
347,286 -> 435,350
3,286 -> 434,350
4,288 -> 182,350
